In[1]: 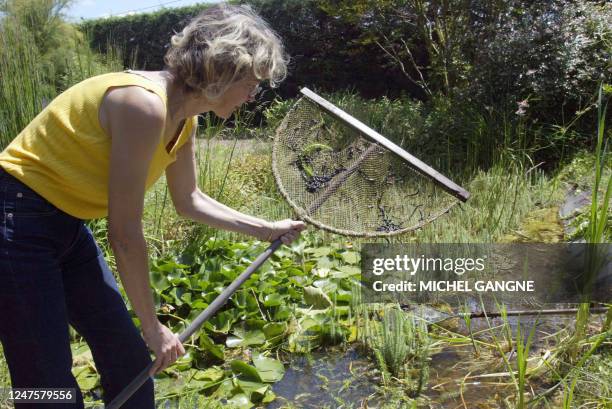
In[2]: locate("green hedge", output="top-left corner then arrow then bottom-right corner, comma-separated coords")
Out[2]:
80,4 -> 208,71
80,0 -> 610,142
79,1 -> 416,99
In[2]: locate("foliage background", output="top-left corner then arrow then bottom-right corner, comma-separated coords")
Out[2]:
77,0 -> 611,166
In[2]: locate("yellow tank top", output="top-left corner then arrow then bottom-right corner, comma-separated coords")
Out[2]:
0,71 -> 197,219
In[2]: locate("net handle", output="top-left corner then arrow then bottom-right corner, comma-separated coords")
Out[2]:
300,87 -> 470,202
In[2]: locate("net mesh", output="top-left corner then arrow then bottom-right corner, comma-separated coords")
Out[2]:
272,97 -> 459,237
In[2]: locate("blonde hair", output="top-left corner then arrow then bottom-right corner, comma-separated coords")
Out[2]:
164,4 -> 288,99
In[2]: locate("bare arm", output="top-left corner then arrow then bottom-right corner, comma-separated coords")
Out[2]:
103,86 -> 184,375
166,131 -> 305,242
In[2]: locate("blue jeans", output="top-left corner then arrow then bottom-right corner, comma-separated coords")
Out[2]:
0,168 -> 154,408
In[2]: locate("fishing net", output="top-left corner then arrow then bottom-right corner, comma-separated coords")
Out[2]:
272,90 -> 469,237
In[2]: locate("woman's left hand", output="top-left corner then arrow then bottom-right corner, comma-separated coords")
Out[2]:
262,219 -> 306,244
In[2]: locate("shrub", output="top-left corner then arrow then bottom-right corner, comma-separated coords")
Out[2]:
464,1 -> 612,126
262,97 -> 294,132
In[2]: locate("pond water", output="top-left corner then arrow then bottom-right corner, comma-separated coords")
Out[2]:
270,347 -> 379,408
266,303 -> 598,408
411,302 -> 602,408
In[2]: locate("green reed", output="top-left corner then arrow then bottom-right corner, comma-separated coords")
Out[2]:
0,20 -> 56,149
359,304 -> 430,396
572,84 -> 610,351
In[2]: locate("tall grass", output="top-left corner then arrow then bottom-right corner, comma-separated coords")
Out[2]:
0,21 -> 56,149
586,85 -> 610,245
461,303 -> 480,355
0,11 -> 124,150
58,35 -> 124,89
570,84 -> 610,360
515,320 -> 537,408
411,160 -> 558,243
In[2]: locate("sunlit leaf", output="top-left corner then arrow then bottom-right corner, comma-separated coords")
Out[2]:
171,352 -> 193,371
315,256 -> 335,269
262,388 -> 276,403
263,293 -> 285,307
236,379 -> 269,402
313,279 -> 337,293
274,306 -> 292,320
193,366 -> 225,383
150,270 -> 170,291
199,333 -> 224,360
253,353 -> 285,382
341,251 -> 360,264
262,322 -> 287,340
335,265 -> 361,277
208,310 -> 235,334
303,286 -> 333,308
226,393 -> 253,408
307,246 -> 332,257
226,328 -> 265,348
230,360 -> 262,382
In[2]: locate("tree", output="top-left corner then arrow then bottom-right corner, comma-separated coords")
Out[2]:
1,0 -> 74,52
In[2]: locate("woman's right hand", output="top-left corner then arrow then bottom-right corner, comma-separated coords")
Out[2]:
142,321 -> 186,376
261,219 -> 306,244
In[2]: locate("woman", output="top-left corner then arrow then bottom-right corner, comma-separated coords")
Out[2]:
0,4 -> 304,408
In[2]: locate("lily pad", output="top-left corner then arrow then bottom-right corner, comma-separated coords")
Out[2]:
263,293 -> 285,307
253,354 -> 285,382
226,393 -> 253,408
226,328 -> 265,348
193,366 -> 225,383
230,360 -> 262,382
316,256 -> 337,269
308,246 -> 332,257
74,370 -> 98,390
236,379 -> 269,402
262,389 -> 276,403
304,286 -> 333,308
335,265 -> 361,277
199,333 -> 225,360
341,251 -> 360,264
263,322 -> 287,340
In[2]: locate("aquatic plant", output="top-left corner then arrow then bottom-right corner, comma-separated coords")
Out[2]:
361,305 -> 430,396
571,84 -> 610,355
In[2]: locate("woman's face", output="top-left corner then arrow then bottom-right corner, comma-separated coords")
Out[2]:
209,77 -> 261,119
